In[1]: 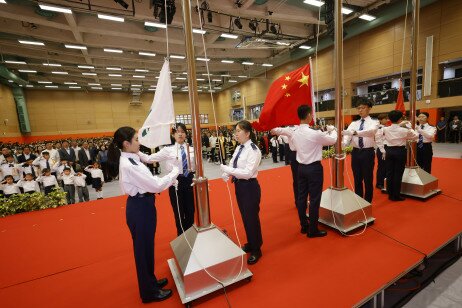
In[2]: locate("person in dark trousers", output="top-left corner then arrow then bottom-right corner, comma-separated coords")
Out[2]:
221,120 -> 263,265
270,135 -> 279,163
382,110 -> 418,201
449,115 -> 461,143
277,135 -> 285,162
342,98 -> 378,203
143,123 -> 196,236
272,105 -> 337,238
416,112 -> 436,173
436,116 -> 447,143
375,114 -> 389,189
108,126 -> 179,303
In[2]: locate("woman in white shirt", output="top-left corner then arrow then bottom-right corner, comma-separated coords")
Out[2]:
107,126 -> 179,304
220,120 -> 263,265
143,123 -> 195,236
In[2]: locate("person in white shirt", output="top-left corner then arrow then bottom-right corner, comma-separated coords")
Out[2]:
272,105 -> 337,238
33,151 -> 53,174
277,135 -> 285,163
0,147 -> 10,164
209,132 -> 217,163
107,126 -> 178,303
342,99 -> 379,203
1,175 -> 21,197
53,159 -> 75,182
36,168 -> 59,195
270,135 -> 279,163
375,114 -> 389,190
142,123 -> 195,236
221,120 -> 263,265
283,125 -> 299,206
416,112 -> 437,173
382,110 -> 419,201
84,162 -> 105,200
17,173 -> 40,194
18,158 -> 38,180
61,168 -> 75,204
43,142 -> 60,165
74,171 -> 89,203
1,155 -> 21,182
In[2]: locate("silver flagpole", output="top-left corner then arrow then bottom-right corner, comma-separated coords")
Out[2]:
400,0 -> 440,198
319,0 -> 375,233
167,0 -> 252,305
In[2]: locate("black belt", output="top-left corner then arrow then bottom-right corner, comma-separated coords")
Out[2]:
64,184 -> 73,187
233,178 -> 257,183
353,147 -> 374,151
131,192 -> 154,198
385,145 -> 406,148
178,172 -> 195,178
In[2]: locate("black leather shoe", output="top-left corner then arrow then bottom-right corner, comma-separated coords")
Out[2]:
142,289 -> 172,303
241,243 -> 251,253
247,251 -> 262,265
307,230 -> 327,238
300,225 -> 308,234
156,278 -> 168,288
389,196 -> 406,202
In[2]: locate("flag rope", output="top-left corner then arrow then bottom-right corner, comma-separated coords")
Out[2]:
164,0 -> 169,57
400,0 -> 409,78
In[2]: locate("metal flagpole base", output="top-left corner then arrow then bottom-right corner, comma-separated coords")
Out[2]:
318,187 -> 375,233
400,166 -> 441,199
167,224 -> 252,305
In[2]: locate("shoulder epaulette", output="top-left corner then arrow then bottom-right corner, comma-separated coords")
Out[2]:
128,158 -> 138,166
250,143 -> 258,150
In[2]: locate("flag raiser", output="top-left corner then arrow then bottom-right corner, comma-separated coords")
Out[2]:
138,59 -> 175,148
252,63 -> 314,131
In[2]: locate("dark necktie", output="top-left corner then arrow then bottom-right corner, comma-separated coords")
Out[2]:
358,119 -> 365,149
232,145 -> 245,182
46,160 -> 50,170
418,125 -> 424,148
31,166 -> 36,178
180,145 -> 189,177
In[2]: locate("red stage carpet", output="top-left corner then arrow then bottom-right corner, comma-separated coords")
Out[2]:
1,158 -> 461,308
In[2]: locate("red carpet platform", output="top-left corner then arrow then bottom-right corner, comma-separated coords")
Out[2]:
1,158 -> 461,308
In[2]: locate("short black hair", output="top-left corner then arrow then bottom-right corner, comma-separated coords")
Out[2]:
174,123 -> 187,133
297,105 -> 312,120
42,151 -> 49,155
419,112 -> 429,118
4,175 -> 13,180
63,167 -> 71,171
388,110 -> 403,123
356,97 -> 373,108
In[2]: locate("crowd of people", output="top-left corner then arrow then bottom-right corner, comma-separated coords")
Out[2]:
436,115 -> 462,143
0,137 -> 112,202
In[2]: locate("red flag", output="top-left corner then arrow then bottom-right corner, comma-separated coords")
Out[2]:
395,78 -> 406,115
253,64 -> 313,131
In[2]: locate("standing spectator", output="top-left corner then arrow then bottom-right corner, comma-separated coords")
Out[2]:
59,141 -> 76,163
74,171 -> 89,203
436,116 -> 447,143
85,162 -> 105,200
449,115 -> 461,143
216,131 -> 227,164
416,112 -> 436,173
43,142 -> 60,164
17,146 -> 37,164
209,132 -> 217,162
97,145 -> 110,181
277,135 -> 285,162
71,141 -> 81,163
61,167 -> 76,204
270,135 -> 279,163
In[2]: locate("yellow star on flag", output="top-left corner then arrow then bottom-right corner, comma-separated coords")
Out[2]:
285,76 -> 291,81
298,72 -> 309,88
281,84 -> 287,90
285,93 -> 291,98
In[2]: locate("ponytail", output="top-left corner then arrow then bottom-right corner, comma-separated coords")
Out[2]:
107,126 -> 136,178
236,120 -> 257,144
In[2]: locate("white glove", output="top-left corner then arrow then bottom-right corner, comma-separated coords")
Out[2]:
270,128 -> 278,135
221,173 -> 230,183
342,130 -> 354,136
172,179 -> 179,189
326,125 -> 336,132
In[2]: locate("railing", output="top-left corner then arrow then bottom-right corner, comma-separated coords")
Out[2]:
438,77 -> 462,98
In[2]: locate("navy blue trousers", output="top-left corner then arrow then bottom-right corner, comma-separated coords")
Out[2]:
289,150 -> 299,207
297,161 -> 323,233
235,179 -> 263,253
168,174 -> 195,236
126,194 -> 159,300
351,147 -> 375,203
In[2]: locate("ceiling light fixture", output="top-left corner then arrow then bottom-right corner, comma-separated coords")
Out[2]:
197,57 -> 210,62
65,44 -> 87,50
242,62 -> 254,65
111,84 -> 122,86
342,7 -> 353,15
109,74 -> 122,77
98,14 -> 124,22
238,75 -> 247,78
18,69 -> 37,73
5,60 -> 26,64
38,4 -> 72,14
135,69 -> 149,72
104,48 -> 123,53
88,83 -> 101,86
52,71 -> 68,74
82,72 -> 97,76
229,80 -> 237,83
193,29 -> 206,34
111,87 -> 122,90
45,85 -> 58,88
221,60 -> 234,64
303,0 -> 324,7
133,75 -> 145,78
139,51 -> 156,57
78,65 -> 94,69
69,86 -> 81,89
359,14 -> 376,21
64,82 -> 77,85
262,63 -> 273,67
299,45 -> 311,50
38,81 -> 52,84
220,33 -> 238,39
91,87 -> 103,90
18,40 -> 45,46
170,55 -> 186,59
144,21 -> 167,29
106,67 -> 122,70
43,63 -> 61,67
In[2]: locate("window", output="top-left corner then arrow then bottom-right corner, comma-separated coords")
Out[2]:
175,114 -> 209,124
230,108 -> 244,122
249,104 -> 263,120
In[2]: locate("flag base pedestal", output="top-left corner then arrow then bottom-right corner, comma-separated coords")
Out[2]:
317,187 -> 375,233
167,224 -> 252,305
399,166 -> 441,199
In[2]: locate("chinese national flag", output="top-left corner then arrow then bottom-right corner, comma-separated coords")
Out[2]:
395,78 -> 406,115
253,64 -> 313,131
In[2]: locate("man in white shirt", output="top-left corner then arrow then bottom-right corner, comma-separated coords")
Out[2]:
416,112 -> 436,173
382,110 -> 419,201
270,136 -> 279,163
343,98 -> 378,203
375,114 -> 389,189
272,105 -> 337,238
43,142 -> 60,165
209,132 -> 217,163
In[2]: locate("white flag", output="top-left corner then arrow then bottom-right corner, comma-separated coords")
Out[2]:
138,59 -> 175,148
